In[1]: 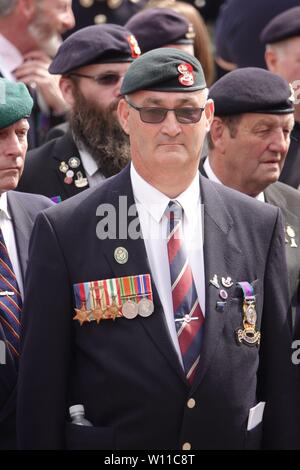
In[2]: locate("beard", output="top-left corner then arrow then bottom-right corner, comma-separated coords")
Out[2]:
69,87 -> 130,178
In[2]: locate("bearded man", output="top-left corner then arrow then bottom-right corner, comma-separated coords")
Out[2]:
17,24 -> 140,202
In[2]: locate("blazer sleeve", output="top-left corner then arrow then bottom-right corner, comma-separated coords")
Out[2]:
17,211 -> 73,449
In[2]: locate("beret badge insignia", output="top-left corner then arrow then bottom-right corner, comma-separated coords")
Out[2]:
178,63 -> 194,87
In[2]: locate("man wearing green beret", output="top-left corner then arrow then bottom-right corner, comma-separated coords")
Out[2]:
0,78 -> 53,449
18,49 -> 300,449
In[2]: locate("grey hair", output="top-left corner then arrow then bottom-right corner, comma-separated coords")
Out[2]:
0,0 -> 18,16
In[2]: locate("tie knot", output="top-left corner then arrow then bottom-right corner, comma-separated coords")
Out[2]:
167,201 -> 183,221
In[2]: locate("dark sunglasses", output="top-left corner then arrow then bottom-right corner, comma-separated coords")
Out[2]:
125,98 -> 205,124
69,72 -> 123,86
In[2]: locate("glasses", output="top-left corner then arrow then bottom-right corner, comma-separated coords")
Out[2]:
69,72 -> 124,86
125,98 -> 205,124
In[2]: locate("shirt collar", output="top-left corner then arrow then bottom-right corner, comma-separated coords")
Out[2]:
0,34 -> 23,80
77,145 -> 99,177
130,163 -> 200,223
0,192 -> 11,220
205,157 -> 265,202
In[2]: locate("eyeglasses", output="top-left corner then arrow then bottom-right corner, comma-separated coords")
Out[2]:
69,72 -> 124,86
125,97 -> 205,124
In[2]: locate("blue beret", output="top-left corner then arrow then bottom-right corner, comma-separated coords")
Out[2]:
260,7 -> 300,45
49,24 -> 141,75
121,48 -> 206,94
209,68 -> 294,116
0,78 -> 33,129
125,8 -> 195,53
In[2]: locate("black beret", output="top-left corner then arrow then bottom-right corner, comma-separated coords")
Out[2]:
260,7 -> 300,45
209,67 -> 294,116
49,24 -> 141,75
121,48 -> 206,94
125,8 -> 195,53
0,78 -> 33,129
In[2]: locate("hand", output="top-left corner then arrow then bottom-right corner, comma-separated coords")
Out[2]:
14,50 -> 69,115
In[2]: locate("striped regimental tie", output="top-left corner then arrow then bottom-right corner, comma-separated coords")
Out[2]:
166,201 -> 204,384
0,229 -> 22,362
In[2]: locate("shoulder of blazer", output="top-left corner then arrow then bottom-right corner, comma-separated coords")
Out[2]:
265,182 -> 300,215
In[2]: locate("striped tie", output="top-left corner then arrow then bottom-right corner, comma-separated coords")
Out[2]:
166,201 -> 204,383
0,229 -> 22,361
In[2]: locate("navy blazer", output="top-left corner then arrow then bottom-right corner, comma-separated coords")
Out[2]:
0,191 -> 53,449
17,165 -> 300,449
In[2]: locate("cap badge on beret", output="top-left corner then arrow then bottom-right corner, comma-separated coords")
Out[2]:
186,24 -> 196,41
289,83 -> 296,103
127,35 -> 141,59
178,63 -> 194,87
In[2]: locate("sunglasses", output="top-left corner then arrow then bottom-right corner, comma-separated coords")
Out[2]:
125,98 -> 205,124
69,72 -> 124,86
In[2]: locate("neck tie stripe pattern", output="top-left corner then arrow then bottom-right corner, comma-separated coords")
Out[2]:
166,201 -> 204,384
0,229 -> 22,360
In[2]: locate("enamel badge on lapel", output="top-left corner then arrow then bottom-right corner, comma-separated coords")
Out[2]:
209,274 -> 220,289
285,225 -> 298,248
73,274 -> 154,325
59,157 -> 88,189
114,247 -> 128,264
236,282 -> 260,347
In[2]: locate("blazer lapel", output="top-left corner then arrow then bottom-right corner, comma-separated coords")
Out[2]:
52,133 -> 89,200
191,176 -> 244,391
101,166 -> 187,384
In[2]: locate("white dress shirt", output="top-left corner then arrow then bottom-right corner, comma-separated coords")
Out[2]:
130,163 -> 205,366
78,146 -> 106,188
0,193 -> 24,298
204,157 -> 265,202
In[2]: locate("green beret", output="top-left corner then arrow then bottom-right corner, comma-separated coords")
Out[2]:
121,48 -> 206,95
0,78 -> 33,129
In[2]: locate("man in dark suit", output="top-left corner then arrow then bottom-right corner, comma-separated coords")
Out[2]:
261,7 -> 300,190
17,24 -> 141,202
17,49 -> 300,450
0,0 -> 75,148
204,67 -> 300,332
0,78 -> 53,449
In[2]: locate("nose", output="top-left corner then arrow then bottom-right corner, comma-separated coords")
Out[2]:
268,129 -> 289,155
161,110 -> 182,137
114,75 -> 125,98
61,8 -> 76,32
6,133 -> 23,159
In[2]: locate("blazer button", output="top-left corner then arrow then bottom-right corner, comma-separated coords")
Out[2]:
187,398 -> 196,409
182,442 -> 192,450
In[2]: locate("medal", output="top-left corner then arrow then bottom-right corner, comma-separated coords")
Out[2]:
68,157 -> 81,169
138,297 -> 154,317
122,300 -> 139,319
74,171 -> 88,188
59,161 -> 69,173
235,282 -> 260,347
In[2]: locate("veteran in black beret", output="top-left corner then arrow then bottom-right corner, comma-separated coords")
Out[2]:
17,24 -> 141,202
17,49 -> 300,450
261,7 -> 300,190
125,8 -> 195,55
0,78 -> 53,449
202,66 -> 300,335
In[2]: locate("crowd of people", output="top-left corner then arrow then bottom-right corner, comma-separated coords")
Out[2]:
0,0 -> 300,450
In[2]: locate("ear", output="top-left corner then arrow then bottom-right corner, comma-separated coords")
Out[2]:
209,117 -> 227,147
117,98 -> 130,135
204,99 -> 214,132
59,76 -> 76,107
18,0 -> 36,21
265,48 -> 278,72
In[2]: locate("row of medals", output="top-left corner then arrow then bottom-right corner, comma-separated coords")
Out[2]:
76,295 -> 154,323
